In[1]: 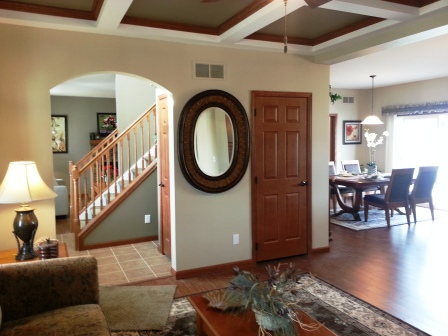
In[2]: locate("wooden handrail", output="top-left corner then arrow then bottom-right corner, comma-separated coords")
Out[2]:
69,104 -> 157,250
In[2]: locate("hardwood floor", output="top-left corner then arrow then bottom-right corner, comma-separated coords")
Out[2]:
58,212 -> 448,335
137,218 -> 448,336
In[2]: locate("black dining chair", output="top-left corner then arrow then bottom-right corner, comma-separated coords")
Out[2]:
341,160 -> 362,174
363,168 -> 415,228
409,166 -> 438,223
329,161 -> 354,213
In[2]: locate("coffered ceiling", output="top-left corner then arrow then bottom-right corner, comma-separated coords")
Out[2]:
1,0 -> 448,90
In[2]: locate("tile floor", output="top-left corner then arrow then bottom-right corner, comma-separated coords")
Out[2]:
56,233 -> 172,286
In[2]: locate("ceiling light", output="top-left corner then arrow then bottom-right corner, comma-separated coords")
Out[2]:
361,75 -> 383,125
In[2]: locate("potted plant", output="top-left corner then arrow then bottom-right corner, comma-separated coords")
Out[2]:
364,129 -> 389,175
329,86 -> 342,104
204,263 -> 318,336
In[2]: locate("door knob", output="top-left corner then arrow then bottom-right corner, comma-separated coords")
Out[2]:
298,181 -> 308,186
158,183 -> 165,187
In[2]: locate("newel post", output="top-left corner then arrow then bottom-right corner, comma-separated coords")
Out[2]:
70,162 -> 81,250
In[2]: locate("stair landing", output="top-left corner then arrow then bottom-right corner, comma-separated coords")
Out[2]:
56,232 -> 171,286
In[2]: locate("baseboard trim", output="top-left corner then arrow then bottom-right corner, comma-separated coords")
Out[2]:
79,235 -> 158,251
171,248 -> 330,279
172,259 -> 255,280
311,246 -> 330,254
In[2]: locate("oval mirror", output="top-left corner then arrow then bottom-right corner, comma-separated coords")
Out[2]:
194,107 -> 234,176
178,90 -> 250,193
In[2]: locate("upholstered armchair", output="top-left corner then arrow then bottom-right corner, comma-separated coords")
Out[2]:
0,256 -> 110,335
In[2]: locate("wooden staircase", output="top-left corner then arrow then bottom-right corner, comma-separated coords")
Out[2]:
69,105 -> 157,250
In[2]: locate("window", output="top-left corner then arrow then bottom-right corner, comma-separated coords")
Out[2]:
393,114 -> 448,209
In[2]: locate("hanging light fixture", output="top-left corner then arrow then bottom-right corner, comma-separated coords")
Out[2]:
283,0 -> 288,53
361,75 -> 383,125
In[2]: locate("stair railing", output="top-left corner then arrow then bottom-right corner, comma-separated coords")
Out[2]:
69,105 -> 157,247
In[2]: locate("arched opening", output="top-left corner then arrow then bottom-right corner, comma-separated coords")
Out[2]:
51,72 -> 173,285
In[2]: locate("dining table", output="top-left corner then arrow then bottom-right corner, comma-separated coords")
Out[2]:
329,174 -> 390,221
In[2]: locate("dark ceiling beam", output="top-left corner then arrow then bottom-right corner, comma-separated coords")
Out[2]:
382,0 -> 439,7
313,17 -> 385,45
121,16 -> 219,36
246,32 -> 313,46
247,17 -> 385,47
218,0 -> 274,35
0,0 -> 102,20
122,0 -> 275,37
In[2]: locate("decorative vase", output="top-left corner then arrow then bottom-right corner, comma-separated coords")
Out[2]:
367,162 -> 377,175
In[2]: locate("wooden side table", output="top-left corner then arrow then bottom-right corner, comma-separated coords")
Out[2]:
0,243 -> 68,265
188,294 -> 336,336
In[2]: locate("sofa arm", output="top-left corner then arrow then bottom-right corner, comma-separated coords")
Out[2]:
0,256 -> 99,323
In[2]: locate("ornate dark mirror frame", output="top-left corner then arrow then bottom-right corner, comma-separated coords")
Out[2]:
178,90 -> 250,193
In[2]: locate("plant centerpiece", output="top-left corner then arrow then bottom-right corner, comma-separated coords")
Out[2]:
364,128 -> 389,175
203,263 -> 318,336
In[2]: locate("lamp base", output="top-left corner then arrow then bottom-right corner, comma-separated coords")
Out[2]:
12,207 -> 39,261
13,229 -> 37,260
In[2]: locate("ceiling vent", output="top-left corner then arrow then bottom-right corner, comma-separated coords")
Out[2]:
194,62 -> 225,80
343,96 -> 354,104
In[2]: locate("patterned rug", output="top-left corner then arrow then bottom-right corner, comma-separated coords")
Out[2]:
330,207 -> 444,231
111,276 -> 429,336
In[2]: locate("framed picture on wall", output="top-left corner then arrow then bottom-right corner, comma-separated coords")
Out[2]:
97,113 -> 117,137
51,115 -> 68,153
343,120 -> 362,144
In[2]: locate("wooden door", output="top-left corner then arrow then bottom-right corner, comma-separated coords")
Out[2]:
158,94 -> 171,259
329,114 -> 337,162
252,91 -> 311,262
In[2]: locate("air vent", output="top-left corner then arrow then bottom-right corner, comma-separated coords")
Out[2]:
194,62 -> 225,80
343,96 -> 354,104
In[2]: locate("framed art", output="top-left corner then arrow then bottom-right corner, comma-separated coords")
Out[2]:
51,115 -> 68,153
97,113 -> 117,137
343,120 -> 362,144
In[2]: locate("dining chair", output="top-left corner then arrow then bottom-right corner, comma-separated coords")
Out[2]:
341,160 -> 361,174
363,168 -> 415,228
329,161 -> 354,213
409,166 -> 438,223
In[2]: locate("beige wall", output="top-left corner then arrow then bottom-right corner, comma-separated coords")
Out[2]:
0,24 -> 330,271
51,96 -> 117,185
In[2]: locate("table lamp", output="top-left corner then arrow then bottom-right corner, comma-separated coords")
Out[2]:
0,161 -> 57,260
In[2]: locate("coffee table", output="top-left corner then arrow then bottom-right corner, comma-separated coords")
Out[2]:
188,294 -> 336,336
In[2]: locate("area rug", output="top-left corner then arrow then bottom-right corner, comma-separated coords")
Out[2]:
100,285 -> 177,331
111,276 -> 429,336
330,207 -> 445,231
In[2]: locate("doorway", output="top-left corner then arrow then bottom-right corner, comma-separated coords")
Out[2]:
329,114 -> 337,163
251,91 -> 312,262
51,73 -> 173,255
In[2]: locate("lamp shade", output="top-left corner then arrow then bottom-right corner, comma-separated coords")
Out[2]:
0,161 -> 57,204
361,115 -> 383,125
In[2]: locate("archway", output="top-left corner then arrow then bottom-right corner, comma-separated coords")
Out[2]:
51,72 -> 173,274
